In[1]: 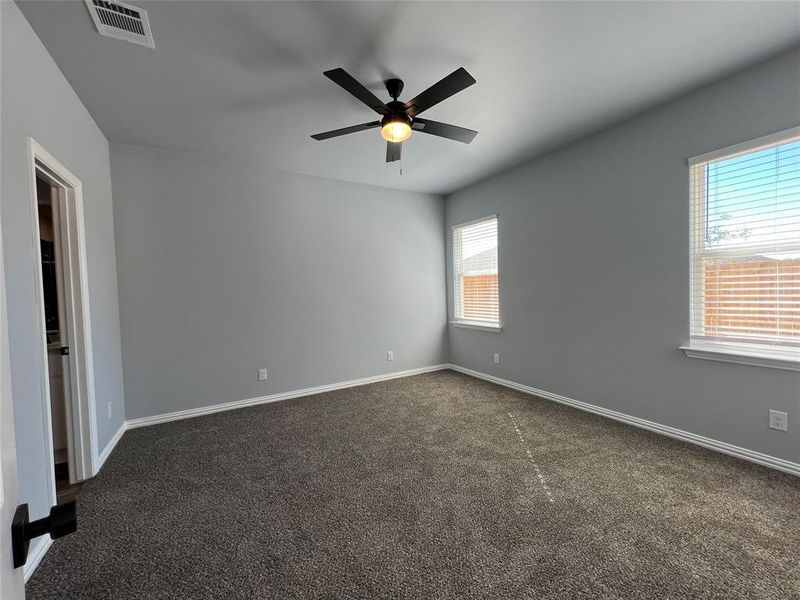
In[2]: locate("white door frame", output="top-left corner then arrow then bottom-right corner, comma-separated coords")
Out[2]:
26,138 -> 98,500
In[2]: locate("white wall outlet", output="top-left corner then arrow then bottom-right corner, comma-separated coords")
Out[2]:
387,351 -> 394,361
769,410 -> 788,432
258,368 -> 268,381
493,353 -> 500,364
107,402 -> 113,419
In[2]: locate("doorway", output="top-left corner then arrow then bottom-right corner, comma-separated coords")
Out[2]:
28,139 -> 98,507
36,175 -> 81,501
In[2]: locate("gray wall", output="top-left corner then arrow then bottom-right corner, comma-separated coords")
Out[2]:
111,144 -> 447,420
446,48 -> 800,464
0,196 -> 24,597
1,2 -> 125,519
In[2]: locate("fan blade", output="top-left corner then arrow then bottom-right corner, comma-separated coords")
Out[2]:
403,67 -> 476,117
411,118 -> 477,144
311,121 -> 381,141
324,68 -> 389,115
386,141 -> 402,162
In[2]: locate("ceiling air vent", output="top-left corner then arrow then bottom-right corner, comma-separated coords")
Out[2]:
84,0 -> 154,48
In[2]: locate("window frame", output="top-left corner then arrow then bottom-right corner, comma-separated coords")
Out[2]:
682,126 -> 800,371
451,214 -> 502,332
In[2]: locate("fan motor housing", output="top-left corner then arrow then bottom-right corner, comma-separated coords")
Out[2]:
381,110 -> 411,128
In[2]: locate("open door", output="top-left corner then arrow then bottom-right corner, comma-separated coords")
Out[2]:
1,200 -> 25,598
36,175 -> 80,496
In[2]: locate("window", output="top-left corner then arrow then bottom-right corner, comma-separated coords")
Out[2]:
453,215 -> 500,329
687,128 -> 800,367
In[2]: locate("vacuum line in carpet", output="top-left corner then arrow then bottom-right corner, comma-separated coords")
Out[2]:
508,412 -> 555,504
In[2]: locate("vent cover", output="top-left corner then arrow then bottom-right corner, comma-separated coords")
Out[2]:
84,0 -> 154,48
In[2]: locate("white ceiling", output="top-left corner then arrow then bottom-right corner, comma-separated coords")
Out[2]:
17,1 -> 800,194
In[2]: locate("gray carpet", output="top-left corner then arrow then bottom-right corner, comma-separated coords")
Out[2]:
26,370 -> 799,599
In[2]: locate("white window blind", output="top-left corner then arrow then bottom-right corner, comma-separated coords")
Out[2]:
453,215 -> 499,325
689,129 -> 800,350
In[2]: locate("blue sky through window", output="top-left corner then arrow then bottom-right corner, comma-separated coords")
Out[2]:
706,139 -> 800,251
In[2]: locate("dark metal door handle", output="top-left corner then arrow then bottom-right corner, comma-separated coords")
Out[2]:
11,501 -> 77,568
59,346 -> 69,355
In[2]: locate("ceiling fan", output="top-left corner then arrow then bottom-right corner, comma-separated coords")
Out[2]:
311,67 -> 478,162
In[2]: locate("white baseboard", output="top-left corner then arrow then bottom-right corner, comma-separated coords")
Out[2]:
448,364 -> 800,477
24,537 -> 52,582
94,421 -> 126,473
125,364 -> 450,430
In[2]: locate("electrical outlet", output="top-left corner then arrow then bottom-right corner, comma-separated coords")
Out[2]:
107,402 -> 112,419
258,368 -> 268,381
769,410 -> 788,432
493,353 -> 500,364
387,351 -> 394,361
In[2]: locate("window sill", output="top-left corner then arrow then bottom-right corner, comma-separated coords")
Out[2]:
450,320 -> 502,332
680,341 -> 800,372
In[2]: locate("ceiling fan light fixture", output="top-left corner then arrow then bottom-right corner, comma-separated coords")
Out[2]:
381,119 -> 411,142
311,68 -> 478,162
